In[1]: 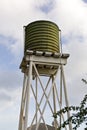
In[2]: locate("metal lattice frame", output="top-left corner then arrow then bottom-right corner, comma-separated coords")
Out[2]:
18,51 -> 72,130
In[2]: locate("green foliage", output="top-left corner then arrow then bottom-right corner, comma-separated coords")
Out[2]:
53,78 -> 87,129
53,94 -> 87,129
82,79 -> 87,84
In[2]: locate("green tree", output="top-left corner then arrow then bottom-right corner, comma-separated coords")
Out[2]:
53,79 -> 87,129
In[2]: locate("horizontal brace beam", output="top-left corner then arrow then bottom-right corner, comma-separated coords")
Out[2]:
25,55 -> 68,65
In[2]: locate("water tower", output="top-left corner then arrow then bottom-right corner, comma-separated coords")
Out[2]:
19,20 -> 72,130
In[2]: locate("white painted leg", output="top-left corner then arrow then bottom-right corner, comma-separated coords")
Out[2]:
52,76 -> 57,130
24,61 -> 32,130
36,77 -> 38,124
62,66 -> 73,130
18,74 -> 27,130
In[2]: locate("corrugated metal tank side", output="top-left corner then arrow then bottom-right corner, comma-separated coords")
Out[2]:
24,20 -> 60,53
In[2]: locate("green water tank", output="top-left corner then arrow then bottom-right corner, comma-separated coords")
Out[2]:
24,20 -> 60,53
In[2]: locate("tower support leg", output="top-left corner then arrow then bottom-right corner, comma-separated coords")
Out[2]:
18,74 -> 27,130
52,76 -> 57,130
62,65 -> 73,130
24,61 -> 32,130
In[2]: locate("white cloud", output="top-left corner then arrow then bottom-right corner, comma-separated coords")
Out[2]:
0,87 -> 21,130
0,70 -> 22,89
62,36 -> 87,106
34,0 -> 55,13
49,0 -> 87,36
0,0 -> 51,57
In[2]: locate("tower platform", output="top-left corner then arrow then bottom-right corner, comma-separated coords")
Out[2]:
20,50 -> 69,77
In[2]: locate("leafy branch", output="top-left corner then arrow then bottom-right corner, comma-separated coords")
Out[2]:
53,94 -> 87,129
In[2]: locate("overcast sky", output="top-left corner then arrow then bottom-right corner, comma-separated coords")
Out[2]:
0,0 -> 87,130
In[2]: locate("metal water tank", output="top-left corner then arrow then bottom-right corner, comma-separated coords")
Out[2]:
24,20 -> 60,53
